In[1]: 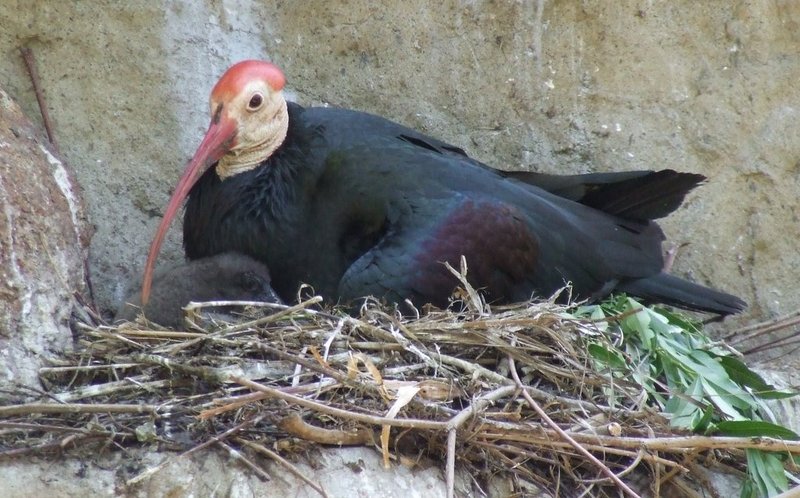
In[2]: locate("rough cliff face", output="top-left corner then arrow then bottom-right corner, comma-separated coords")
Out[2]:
0,88 -> 88,389
1,1 -> 798,322
0,3 -> 797,495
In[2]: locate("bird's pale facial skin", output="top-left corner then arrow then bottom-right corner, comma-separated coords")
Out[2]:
214,80 -> 289,179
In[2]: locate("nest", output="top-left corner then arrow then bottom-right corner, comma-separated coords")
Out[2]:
1,281 -> 794,497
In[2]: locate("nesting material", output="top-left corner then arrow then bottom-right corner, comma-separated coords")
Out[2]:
1,289 -> 794,497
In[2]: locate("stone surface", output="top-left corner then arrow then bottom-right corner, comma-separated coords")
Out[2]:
1,1 -> 800,495
0,87 -> 88,389
0,1 -> 799,324
0,447 -> 500,498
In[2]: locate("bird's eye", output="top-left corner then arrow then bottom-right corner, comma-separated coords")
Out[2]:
247,93 -> 264,111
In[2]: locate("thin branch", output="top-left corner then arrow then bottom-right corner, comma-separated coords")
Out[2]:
217,440 -> 272,481
0,402 -> 157,417
477,425 -> 800,454
508,353 -> 641,498
446,385 -> 517,430
471,439 -> 684,471
238,437 -> 330,498
162,296 -> 324,355
19,45 -> 59,152
277,414 -> 374,446
53,376 -> 170,403
725,308 -> 800,338
0,421 -> 101,434
39,363 -> 143,375
126,414 -> 264,486
0,434 -> 111,459
232,376 -> 448,430
446,429 -> 457,498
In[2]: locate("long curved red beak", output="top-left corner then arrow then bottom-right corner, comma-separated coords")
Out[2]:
140,113 -> 237,305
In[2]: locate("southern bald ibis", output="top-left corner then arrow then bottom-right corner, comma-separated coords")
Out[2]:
141,60 -> 745,315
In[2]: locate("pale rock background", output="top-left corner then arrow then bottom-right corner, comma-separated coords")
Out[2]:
0,1 -> 799,496
0,1 -> 797,322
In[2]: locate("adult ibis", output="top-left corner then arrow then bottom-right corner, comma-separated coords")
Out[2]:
141,60 -> 745,315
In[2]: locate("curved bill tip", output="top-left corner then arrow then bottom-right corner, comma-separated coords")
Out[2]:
140,114 -> 236,305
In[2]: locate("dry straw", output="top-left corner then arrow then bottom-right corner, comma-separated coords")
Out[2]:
1,272 -> 794,497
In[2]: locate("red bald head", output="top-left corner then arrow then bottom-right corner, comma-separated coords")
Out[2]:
211,60 -> 286,102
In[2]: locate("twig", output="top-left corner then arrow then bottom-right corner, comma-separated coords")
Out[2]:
342,341 -> 405,352
162,296 -> 323,355
343,315 -> 400,343
232,376 -> 448,430
0,421 -> 100,434
479,426 -> 800,453
126,414 -> 264,486
730,314 -> 800,347
725,308 -> 800,338
446,428 -> 457,498
0,434 -> 111,458
436,353 -> 604,412
507,353 -> 641,498
581,448 -> 646,483
201,379 -> 341,420
238,437 -> 329,498
472,439 -> 684,471
0,402 -> 157,417
19,46 -> 59,152
742,333 -> 800,356
114,329 -> 206,340
277,413 -> 374,446
199,392 -> 272,419
248,342 -> 350,384
242,343 -> 409,408
576,434 -> 800,453
437,353 -> 508,383
39,363 -> 143,375
220,296 -> 324,334
130,353 -> 230,385
184,299 -> 286,312
217,440 -> 272,481
444,257 -> 486,314
73,291 -> 104,326
84,329 -> 147,349
446,385 -> 517,430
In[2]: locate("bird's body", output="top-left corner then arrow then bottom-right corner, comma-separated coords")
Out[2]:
119,252 -> 281,328
143,60 -> 745,315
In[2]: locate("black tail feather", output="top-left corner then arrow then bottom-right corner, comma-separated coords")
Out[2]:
618,272 -> 746,315
507,169 -> 705,221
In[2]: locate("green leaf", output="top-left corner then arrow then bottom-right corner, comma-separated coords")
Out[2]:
746,449 -> 788,497
587,343 -> 627,369
700,378 -> 748,420
694,404 -> 715,433
620,299 -> 653,340
739,477 -> 756,498
718,356 -> 798,400
653,306 -> 702,334
666,377 -> 707,430
580,296 -> 796,497
681,348 -> 731,381
714,420 -> 800,440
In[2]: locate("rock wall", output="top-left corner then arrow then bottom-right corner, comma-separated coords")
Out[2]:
0,1 -> 798,322
0,447 -> 499,498
0,88 -> 88,388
